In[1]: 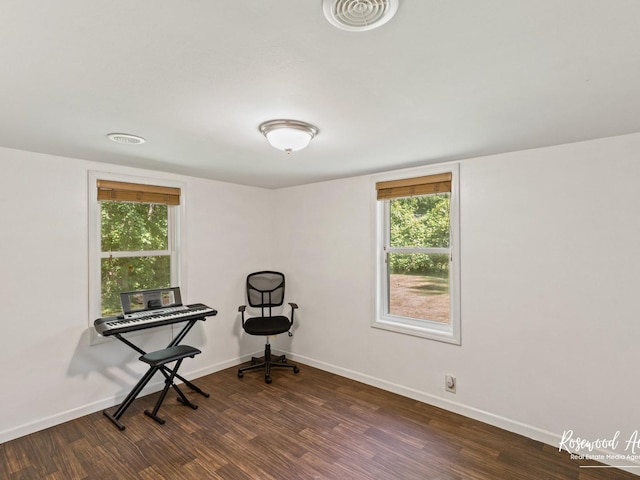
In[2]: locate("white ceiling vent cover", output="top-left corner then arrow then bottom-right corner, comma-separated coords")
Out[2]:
107,133 -> 146,145
323,0 -> 399,32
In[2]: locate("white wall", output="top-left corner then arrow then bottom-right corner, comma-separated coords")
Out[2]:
274,133 -> 640,466
0,147 -> 274,442
2,132 -> 640,470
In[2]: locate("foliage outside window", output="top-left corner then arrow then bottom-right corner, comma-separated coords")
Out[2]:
387,194 -> 451,323
100,201 -> 172,316
374,167 -> 460,344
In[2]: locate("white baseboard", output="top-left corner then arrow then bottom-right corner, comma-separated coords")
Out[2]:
284,351 -> 640,476
3,351 -> 639,476
0,354 -> 254,445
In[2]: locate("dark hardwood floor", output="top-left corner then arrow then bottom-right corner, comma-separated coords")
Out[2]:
0,363 -> 636,479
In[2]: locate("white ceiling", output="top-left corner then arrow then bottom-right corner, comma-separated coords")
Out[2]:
2,1 -> 640,189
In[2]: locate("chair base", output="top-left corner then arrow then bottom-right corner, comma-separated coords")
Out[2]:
238,343 -> 299,384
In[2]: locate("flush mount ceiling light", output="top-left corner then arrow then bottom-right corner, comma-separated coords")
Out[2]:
322,0 -> 399,32
107,133 -> 146,145
259,120 -> 318,154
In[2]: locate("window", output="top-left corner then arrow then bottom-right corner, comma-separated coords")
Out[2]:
89,173 -> 184,340
373,166 -> 460,344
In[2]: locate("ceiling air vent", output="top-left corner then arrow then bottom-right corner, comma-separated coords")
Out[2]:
107,133 -> 146,145
322,0 -> 399,32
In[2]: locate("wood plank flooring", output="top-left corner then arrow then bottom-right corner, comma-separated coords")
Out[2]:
0,363 -> 636,479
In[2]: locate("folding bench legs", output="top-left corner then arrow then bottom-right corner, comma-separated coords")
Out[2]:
144,358 -> 197,424
104,345 -> 201,430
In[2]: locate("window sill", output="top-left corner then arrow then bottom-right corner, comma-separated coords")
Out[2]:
372,316 -> 460,345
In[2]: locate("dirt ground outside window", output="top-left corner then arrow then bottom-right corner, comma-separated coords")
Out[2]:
389,274 -> 450,323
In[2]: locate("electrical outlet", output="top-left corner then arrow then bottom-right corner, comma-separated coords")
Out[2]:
445,375 -> 456,393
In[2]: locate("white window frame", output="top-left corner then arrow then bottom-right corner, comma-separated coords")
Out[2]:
372,163 -> 461,345
88,171 -> 187,345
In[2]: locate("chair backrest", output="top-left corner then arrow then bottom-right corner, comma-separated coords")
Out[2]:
246,271 -> 285,317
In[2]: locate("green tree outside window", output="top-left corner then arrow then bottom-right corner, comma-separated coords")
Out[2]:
100,202 -> 171,316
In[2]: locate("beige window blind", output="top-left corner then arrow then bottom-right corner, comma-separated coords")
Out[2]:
97,180 -> 181,205
376,172 -> 452,200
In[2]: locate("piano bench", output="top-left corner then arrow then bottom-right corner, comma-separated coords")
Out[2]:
140,345 -> 201,366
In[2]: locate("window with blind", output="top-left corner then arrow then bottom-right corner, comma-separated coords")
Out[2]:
373,165 -> 460,344
89,174 -> 184,329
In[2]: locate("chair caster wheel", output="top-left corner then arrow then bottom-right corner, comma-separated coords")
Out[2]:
237,371 -> 244,378
293,366 -> 300,374
265,375 -> 272,384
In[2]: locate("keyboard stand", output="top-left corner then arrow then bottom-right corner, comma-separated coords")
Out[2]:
103,317 -> 209,431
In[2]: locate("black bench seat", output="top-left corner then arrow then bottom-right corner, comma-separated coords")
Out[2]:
140,345 -> 201,366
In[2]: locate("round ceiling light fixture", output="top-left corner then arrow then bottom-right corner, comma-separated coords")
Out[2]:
322,0 -> 399,32
259,119 -> 318,154
107,133 -> 146,145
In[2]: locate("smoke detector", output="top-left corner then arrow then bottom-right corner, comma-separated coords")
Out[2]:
322,0 -> 399,32
107,133 -> 146,145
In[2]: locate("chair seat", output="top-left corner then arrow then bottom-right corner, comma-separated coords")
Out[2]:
243,315 -> 291,336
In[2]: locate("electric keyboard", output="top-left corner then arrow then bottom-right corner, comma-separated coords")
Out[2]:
94,303 -> 217,336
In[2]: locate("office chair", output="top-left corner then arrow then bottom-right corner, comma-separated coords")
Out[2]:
237,271 -> 300,384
